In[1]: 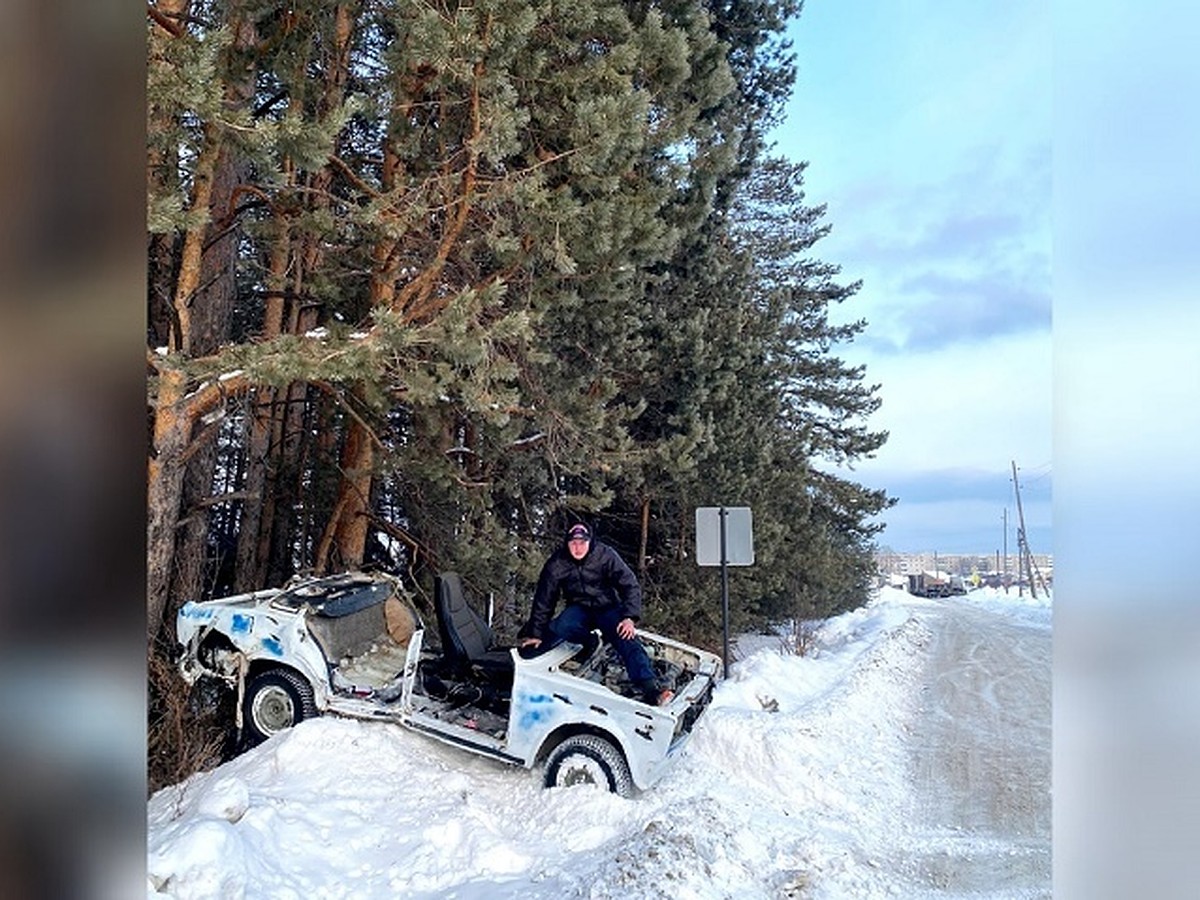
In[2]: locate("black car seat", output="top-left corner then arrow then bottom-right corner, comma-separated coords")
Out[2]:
433,572 -> 514,684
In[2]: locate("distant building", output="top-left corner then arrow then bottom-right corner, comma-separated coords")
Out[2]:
873,549 -> 1052,589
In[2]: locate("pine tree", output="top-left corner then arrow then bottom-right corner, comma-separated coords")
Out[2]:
148,0 -> 899,788
605,151 -> 892,642
147,0 -> 748,635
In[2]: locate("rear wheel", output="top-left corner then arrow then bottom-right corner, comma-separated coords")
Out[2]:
543,734 -> 634,797
243,669 -> 317,745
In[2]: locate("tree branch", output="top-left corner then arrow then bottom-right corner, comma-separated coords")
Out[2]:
327,153 -> 381,199
147,4 -> 184,37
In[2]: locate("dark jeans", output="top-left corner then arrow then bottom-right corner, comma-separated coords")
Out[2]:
547,604 -> 658,689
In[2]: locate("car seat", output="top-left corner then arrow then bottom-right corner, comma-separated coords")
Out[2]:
433,572 -> 514,684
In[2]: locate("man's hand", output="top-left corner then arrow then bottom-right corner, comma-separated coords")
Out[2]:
519,636 -> 542,649
616,617 -> 636,640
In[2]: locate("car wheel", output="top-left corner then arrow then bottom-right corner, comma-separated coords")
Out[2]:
543,734 -> 634,798
243,669 -> 317,745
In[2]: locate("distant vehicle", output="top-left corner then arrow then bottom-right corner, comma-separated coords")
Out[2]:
906,572 -> 967,598
176,571 -> 721,797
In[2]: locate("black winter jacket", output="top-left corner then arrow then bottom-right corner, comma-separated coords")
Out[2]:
519,540 -> 643,640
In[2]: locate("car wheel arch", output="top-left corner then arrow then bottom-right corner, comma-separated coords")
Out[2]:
534,722 -> 628,765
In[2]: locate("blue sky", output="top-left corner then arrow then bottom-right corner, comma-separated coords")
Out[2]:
771,0 -> 1052,554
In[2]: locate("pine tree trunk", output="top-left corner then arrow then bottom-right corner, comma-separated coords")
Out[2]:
233,390 -> 273,591
639,496 -> 651,574
171,442 -> 216,607
258,13 -> 356,579
266,372 -> 314,584
317,401 -> 374,573
234,214 -> 291,590
170,137 -> 245,606
147,367 -> 189,640
148,3 -> 263,630
148,111 -> 224,637
148,368 -> 250,639
171,129 -> 222,355
147,233 -> 177,348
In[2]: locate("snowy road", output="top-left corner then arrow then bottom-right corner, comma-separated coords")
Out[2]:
887,600 -> 1052,897
147,587 -> 1052,899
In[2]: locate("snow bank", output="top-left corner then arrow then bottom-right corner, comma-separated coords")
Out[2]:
147,586 -> 1049,899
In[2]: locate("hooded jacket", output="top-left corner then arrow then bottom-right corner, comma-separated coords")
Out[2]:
519,538 -> 643,641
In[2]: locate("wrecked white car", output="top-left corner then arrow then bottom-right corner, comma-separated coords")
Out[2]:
176,571 -> 721,796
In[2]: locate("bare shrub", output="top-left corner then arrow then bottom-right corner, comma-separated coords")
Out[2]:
781,619 -> 820,657
147,641 -> 235,795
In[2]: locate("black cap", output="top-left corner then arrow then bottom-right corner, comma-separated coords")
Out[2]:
566,524 -> 591,542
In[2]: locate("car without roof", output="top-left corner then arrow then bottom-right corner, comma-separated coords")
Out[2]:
176,571 -> 721,796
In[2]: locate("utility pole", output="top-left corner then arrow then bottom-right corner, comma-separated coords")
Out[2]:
1002,508 -> 1009,592
1011,460 -> 1037,600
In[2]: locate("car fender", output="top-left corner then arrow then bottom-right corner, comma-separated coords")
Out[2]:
177,600 -> 333,709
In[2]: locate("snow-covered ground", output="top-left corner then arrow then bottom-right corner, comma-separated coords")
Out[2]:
147,586 -> 1051,899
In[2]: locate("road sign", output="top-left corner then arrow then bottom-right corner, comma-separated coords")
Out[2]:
695,506 -> 754,566
695,506 -> 754,680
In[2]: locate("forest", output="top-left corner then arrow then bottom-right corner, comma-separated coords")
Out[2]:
147,0 -> 891,787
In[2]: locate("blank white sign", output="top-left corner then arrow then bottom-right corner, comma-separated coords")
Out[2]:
695,506 -> 754,566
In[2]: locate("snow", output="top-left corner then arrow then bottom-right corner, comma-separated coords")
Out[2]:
510,432 -> 547,448
147,586 -> 1051,899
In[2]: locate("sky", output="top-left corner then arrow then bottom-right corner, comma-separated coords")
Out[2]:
771,0 -> 1052,555
147,586 -> 1053,899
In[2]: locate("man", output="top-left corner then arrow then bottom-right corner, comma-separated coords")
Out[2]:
518,523 -> 673,706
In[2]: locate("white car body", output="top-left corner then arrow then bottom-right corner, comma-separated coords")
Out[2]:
176,572 -> 721,794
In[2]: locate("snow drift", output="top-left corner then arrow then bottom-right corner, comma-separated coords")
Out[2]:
148,586 -> 1051,899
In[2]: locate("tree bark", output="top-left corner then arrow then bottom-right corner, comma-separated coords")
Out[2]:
147,367 -> 188,640
639,496 -> 651,574
171,128 -> 221,355
148,2 -> 260,633
147,1 -> 215,634
147,366 -> 249,639
234,209 -> 291,590
266,334 -> 317,584
316,392 -> 375,573
170,135 -> 246,606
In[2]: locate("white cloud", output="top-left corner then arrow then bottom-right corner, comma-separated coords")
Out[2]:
851,330 -> 1051,476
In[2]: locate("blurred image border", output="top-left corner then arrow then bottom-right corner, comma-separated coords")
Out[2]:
1,1 -> 1197,897
0,1 -> 147,896
1053,2 -> 1200,897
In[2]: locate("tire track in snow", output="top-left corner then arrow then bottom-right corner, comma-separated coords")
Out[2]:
885,601 -> 1052,898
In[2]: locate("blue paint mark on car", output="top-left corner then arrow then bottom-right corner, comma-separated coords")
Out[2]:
231,613 -> 253,634
261,636 -> 284,656
517,693 -> 554,731
179,602 -> 214,621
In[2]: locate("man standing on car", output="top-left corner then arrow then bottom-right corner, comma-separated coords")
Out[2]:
518,523 -> 673,706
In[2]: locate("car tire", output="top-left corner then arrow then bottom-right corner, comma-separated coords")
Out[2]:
243,669 -> 317,745
543,734 -> 634,798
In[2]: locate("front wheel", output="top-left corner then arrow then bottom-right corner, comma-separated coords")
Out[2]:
243,669 -> 318,745
543,734 -> 634,798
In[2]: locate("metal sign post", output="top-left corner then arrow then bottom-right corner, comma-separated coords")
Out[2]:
719,507 -> 730,674
695,506 -> 754,678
